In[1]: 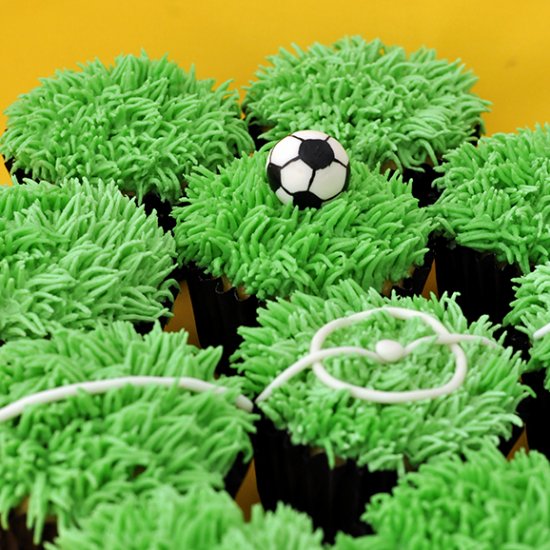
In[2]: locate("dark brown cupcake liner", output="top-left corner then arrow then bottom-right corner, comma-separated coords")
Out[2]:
252,408 -> 520,543
502,326 -> 550,457
184,264 -> 262,374
393,234 -> 436,298
433,237 -> 521,324
520,369 -> 550,459
0,510 -> 57,550
252,412 -> 398,543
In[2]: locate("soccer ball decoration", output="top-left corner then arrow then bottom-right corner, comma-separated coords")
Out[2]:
266,130 -> 350,209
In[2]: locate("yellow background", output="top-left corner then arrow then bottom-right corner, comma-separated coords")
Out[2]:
0,0 -> 547,515
1,0 -> 549,162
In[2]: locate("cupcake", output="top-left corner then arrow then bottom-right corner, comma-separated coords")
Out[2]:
50,485 -> 324,550
504,261 -> 550,458
231,279 -> 528,541
0,178 -> 177,343
334,446 -> 550,548
0,53 -> 254,229
0,323 -> 256,546
173,153 -> 432,366
431,125 -> 550,324
244,36 -> 489,206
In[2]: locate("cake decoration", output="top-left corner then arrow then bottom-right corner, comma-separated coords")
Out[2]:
0,376 -> 254,423
432,125 -> 550,273
0,53 -> 254,204
337,446 -> 550,548
0,178 -> 177,341
256,306 -> 497,404
173,154 -> 431,300
0,323 -> 256,541
505,261 -> 550,389
233,281 -> 527,470
245,36 -> 489,174
266,130 -> 350,209
51,485 -> 325,550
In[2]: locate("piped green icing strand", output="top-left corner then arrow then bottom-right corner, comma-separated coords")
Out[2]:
0,179 -> 177,341
172,153 -> 431,299
232,280 -> 527,470
0,323 -> 256,541
216,500 -> 324,550
505,262 -> 550,389
244,36 -> 489,171
0,53 -> 254,203
50,486 -> 324,550
431,125 -> 550,273
336,447 -> 550,549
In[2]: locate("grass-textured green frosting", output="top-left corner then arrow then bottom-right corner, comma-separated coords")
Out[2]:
51,486 -> 324,550
0,53 -> 254,203
172,153 -> 431,299
244,36 -> 488,171
431,125 -> 550,272
0,178 -> 176,341
505,262 -> 550,389
334,447 -> 550,549
0,323 -> 256,541
232,280 -> 527,471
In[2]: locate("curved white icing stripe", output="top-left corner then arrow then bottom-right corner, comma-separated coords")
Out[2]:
256,307 -> 497,405
533,322 -> 550,340
0,376 -> 254,422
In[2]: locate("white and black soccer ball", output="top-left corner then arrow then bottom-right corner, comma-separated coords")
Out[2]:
266,130 -> 350,209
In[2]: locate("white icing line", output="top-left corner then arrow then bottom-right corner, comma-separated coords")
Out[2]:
533,322 -> 550,340
256,306 -> 497,405
0,376 -> 254,422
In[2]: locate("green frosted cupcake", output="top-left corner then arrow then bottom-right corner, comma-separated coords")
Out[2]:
0,178 -> 177,342
505,261 -> 550,458
244,36 -> 489,205
173,152 -> 432,364
334,446 -> 550,549
50,485 -> 324,550
0,53 -> 254,227
431,125 -> 550,323
0,323 -> 256,546
231,279 -> 527,540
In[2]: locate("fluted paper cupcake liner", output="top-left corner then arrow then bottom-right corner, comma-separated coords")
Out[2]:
184,264 -> 262,374
251,412 -> 398,543
433,237 -> 521,324
0,511 -> 57,550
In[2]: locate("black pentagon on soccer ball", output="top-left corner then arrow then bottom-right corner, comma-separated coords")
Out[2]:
266,163 -> 282,192
298,139 -> 334,170
293,191 -> 324,209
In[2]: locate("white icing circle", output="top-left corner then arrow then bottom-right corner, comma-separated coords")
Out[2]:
256,306 -> 497,405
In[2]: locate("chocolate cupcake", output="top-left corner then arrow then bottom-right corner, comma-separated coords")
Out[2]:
0,178 -> 177,342
231,280 -> 528,541
173,153 -> 432,367
51,485 -> 324,550
431,125 -> 550,324
244,36 -> 489,206
0,323 -> 256,547
0,53 -> 254,229
505,261 -> 550,458
334,446 -> 550,548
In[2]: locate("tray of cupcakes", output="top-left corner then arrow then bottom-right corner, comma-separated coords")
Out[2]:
0,36 -> 549,549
